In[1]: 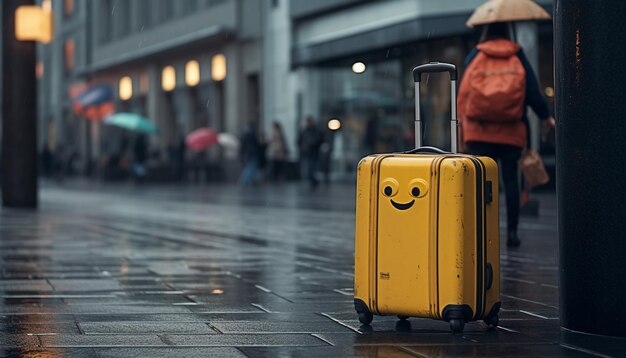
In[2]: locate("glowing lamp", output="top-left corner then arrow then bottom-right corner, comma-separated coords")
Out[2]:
211,54 -> 226,81
162,66 -> 176,92
119,76 -> 132,101
185,60 -> 200,87
15,5 -> 53,44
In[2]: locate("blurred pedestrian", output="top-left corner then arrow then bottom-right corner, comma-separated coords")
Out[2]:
239,122 -> 262,185
319,128 -> 334,185
268,121 -> 288,182
458,22 -> 555,248
133,134 -> 148,182
298,116 -> 323,189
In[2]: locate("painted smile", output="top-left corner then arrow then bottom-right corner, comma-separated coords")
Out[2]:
390,199 -> 415,210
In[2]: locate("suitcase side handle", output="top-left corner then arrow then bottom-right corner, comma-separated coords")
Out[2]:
412,62 -> 458,153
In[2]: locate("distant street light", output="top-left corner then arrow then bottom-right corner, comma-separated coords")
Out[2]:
119,76 -> 133,101
162,66 -> 176,92
328,118 -> 341,131
211,54 -> 227,81
185,60 -> 200,87
352,61 -> 366,74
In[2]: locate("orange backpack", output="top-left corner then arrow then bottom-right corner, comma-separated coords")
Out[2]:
464,47 -> 526,122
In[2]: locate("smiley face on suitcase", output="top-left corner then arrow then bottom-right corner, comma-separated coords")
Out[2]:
380,177 -> 429,211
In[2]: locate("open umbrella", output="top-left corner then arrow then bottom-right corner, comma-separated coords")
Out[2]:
466,0 -> 551,28
103,113 -> 158,134
186,128 -> 218,151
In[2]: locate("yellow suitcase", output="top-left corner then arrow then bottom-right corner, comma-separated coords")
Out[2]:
353,63 -> 500,333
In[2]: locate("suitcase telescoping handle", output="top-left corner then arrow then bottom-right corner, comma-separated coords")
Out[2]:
412,62 -> 458,153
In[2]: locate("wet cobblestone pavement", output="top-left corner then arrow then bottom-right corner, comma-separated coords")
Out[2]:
0,182 -> 623,357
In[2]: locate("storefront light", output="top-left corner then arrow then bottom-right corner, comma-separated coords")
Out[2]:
185,60 -> 200,87
119,76 -> 132,101
328,118 -> 341,131
211,54 -> 227,82
352,61 -> 366,74
162,66 -> 176,92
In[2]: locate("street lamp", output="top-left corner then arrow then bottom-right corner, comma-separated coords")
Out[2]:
162,66 -> 176,92
119,76 -> 133,101
352,61 -> 366,74
15,1 -> 53,44
211,54 -> 226,82
185,60 -> 200,87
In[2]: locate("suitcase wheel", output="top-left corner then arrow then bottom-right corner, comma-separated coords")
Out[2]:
358,311 -> 373,325
449,318 -> 465,333
484,313 -> 499,327
397,315 -> 409,321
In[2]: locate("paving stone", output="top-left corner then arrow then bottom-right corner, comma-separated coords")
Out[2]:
0,348 -> 98,358
0,322 -> 81,335
400,343 -> 596,357
0,280 -> 54,292
165,333 -> 330,347
96,347 -> 247,358
79,322 -> 215,334
47,279 -> 121,291
239,346 -> 416,358
0,334 -> 40,348
39,334 -> 166,347
211,321 -> 356,334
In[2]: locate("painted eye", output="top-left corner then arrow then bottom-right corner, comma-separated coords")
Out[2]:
381,178 -> 399,197
408,179 -> 428,198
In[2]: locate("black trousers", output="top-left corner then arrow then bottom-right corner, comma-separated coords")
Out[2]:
466,142 -> 523,233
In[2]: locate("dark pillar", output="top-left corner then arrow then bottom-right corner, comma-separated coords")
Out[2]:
1,0 -> 38,208
555,0 -> 626,337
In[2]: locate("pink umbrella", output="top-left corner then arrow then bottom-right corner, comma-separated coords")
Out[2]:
186,128 -> 218,151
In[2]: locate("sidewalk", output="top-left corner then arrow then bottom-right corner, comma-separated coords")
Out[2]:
0,182 -> 620,357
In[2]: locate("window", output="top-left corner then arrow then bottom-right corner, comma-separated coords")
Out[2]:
64,40 -> 75,73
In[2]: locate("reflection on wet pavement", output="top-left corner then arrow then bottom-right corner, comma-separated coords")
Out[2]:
0,183 -> 621,357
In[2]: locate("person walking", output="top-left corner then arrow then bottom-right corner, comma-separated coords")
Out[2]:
458,22 -> 555,248
298,117 -> 323,189
133,134 -> 148,182
268,121 -> 288,182
239,122 -> 262,185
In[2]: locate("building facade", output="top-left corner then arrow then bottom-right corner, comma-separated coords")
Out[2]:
39,0 -> 262,179
38,0 -> 554,180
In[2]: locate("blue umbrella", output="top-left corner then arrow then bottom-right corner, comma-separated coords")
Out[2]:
103,113 -> 158,134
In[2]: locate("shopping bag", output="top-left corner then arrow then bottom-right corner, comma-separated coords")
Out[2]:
519,149 -> 549,189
